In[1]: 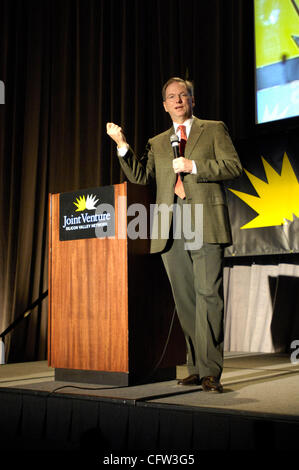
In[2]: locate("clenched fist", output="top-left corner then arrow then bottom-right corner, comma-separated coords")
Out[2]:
172,157 -> 193,174
106,122 -> 128,148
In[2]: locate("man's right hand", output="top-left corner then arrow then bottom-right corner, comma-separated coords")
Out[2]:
106,122 -> 128,148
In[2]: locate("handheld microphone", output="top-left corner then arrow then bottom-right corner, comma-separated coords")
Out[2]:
170,133 -> 185,182
170,134 -> 180,158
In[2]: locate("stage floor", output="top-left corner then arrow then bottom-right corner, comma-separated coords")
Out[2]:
1,352 -> 299,422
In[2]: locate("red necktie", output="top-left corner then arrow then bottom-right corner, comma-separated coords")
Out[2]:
174,125 -> 187,199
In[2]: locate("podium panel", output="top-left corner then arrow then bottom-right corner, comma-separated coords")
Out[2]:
48,182 -> 185,385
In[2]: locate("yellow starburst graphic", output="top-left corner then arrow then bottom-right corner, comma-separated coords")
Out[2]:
228,152 -> 299,229
74,195 -> 86,212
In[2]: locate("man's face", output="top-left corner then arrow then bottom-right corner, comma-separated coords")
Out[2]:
163,82 -> 195,123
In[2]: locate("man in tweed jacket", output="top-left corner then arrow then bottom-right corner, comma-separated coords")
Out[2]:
107,77 -> 242,392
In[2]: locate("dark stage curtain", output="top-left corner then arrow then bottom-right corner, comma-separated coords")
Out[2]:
0,0 -> 254,362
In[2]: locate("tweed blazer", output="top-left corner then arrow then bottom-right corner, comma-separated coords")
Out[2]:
118,117 -> 243,253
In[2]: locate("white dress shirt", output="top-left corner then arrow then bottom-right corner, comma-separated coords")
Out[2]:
173,116 -> 193,139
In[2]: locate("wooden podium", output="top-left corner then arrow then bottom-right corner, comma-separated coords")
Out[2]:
48,182 -> 185,385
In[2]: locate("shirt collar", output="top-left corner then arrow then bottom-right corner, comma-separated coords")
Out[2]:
173,116 -> 194,133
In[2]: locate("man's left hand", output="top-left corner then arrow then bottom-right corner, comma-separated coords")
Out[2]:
173,157 -> 193,174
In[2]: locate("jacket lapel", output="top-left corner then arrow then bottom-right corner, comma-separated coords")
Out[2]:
161,126 -> 176,157
161,118 -> 204,158
185,118 -> 204,157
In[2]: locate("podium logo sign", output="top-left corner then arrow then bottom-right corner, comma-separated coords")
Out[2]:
59,186 -> 115,241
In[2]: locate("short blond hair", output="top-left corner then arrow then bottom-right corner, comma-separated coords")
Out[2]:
162,77 -> 194,101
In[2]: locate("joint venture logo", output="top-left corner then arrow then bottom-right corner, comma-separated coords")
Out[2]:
74,194 -> 99,211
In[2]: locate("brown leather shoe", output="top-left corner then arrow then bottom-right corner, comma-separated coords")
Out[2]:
201,376 -> 223,393
177,374 -> 200,386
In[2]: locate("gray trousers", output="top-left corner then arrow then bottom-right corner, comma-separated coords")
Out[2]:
161,199 -> 224,379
